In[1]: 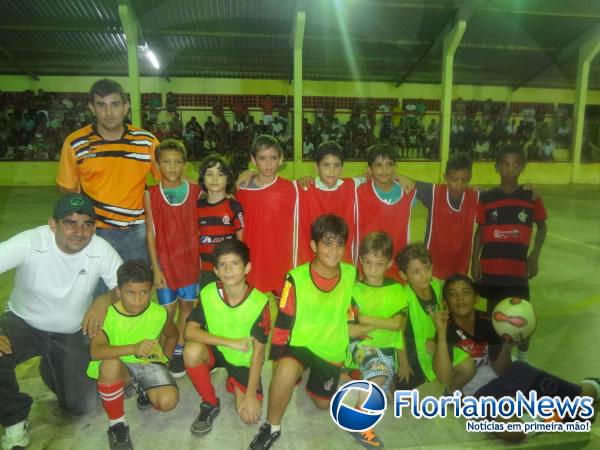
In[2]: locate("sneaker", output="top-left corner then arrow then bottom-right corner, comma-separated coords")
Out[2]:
137,389 -> 152,411
249,423 -> 281,450
107,422 -> 133,450
1,420 -> 29,450
348,429 -> 384,448
190,399 -> 221,436
169,354 -> 186,379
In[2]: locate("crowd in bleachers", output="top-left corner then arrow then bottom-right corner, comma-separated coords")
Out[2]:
0,89 -> 94,161
448,98 -> 574,162
2,90 -> 599,164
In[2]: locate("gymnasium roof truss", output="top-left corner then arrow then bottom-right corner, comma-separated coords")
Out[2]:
512,22 -> 600,91
0,0 -> 598,89
396,0 -> 481,86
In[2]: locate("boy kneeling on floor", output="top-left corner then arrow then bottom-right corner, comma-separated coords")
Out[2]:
88,260 -> 179,450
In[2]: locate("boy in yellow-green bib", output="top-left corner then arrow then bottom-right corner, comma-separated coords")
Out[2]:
249,214 -> 356,450
88,260 -> 179,450
346,232 -> 407,449
395,243 -> 475,390
183,240 -> 270,437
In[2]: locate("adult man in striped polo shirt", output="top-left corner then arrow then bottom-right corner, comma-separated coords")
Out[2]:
57,79 -> 160,294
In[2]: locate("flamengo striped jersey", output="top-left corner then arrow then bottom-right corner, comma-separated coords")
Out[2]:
477,186 -> 547,287
196,197 -> 244,272
56,123 -> 160,228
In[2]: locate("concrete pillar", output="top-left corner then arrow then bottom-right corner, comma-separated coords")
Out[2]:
571,35 -> 600,182
119,4 -> 141,127
293,10 -> 306,178
439,20 -> 466,180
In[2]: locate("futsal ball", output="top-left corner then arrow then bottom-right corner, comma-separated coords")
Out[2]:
492,297 -> 536,343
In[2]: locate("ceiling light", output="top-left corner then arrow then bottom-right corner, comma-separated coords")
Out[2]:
146,49 -> 160,69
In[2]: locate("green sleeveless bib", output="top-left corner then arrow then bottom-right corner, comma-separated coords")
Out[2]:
353,279 -> 407,350
289,262 -> 356,363
202,282 -> 269,367
87,301 -> 167,379
405,279 -> 443,381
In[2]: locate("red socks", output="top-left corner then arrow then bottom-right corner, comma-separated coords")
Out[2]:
98,381 -> 125,422
186,363 -> 218,406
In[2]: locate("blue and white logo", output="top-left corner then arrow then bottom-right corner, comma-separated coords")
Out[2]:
330,380 -> 387,432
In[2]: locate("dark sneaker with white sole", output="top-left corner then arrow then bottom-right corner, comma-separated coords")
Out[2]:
107,422 -> 133,450
169,354 -> 186,378
191,399 -> 221,436
248,422 -> 281,450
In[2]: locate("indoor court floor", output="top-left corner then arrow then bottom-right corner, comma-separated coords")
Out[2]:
0,184 -> 599,449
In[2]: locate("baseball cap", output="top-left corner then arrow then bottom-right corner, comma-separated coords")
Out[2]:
53,193 -> 96,220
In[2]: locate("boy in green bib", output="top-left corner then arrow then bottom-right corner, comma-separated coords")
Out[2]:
88,260 -> 179,450
395,243 -> 474,390
183,240 -> 270,437
249,215 -> 356,450
346,231 -> 407,449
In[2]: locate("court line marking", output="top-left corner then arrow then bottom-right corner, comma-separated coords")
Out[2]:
547,232 -> 600,252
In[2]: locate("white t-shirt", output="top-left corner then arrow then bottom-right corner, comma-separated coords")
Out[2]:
0,225 -> 122,333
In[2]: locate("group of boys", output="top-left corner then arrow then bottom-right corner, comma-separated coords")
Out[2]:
88,131 -> 560,450
4,77 -> 596,450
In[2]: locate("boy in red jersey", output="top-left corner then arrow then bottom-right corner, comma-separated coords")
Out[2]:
144,139 -> 201,377
238,141 -> 364,266
414,153 -> 479,280
471,144 -> 547,362
236,135 -> 297,295
249,215 -> 356,450
296,142 -> 358,265
357,144 -> 416,282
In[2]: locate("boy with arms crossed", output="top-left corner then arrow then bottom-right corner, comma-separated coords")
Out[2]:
249,215 -> 356,449
347,232 -> 406,449
88,260 -> 179,450
183,240 -> 270,436
145,139 -> 201,377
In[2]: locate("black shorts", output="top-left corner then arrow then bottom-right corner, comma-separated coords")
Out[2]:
281,346 -> 342,400
477,284 -> 530,314
394,353 -> 426,390
475,362 -> 583,421
206,345 -> 263,399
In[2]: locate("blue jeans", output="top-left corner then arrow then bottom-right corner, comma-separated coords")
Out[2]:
0,312 -> 97,427
93,223 -> 149,297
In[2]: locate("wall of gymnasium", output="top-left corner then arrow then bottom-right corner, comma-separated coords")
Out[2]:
1,74 -> 599,186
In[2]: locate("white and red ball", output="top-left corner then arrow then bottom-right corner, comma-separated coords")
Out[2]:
492,297 -> 536,343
